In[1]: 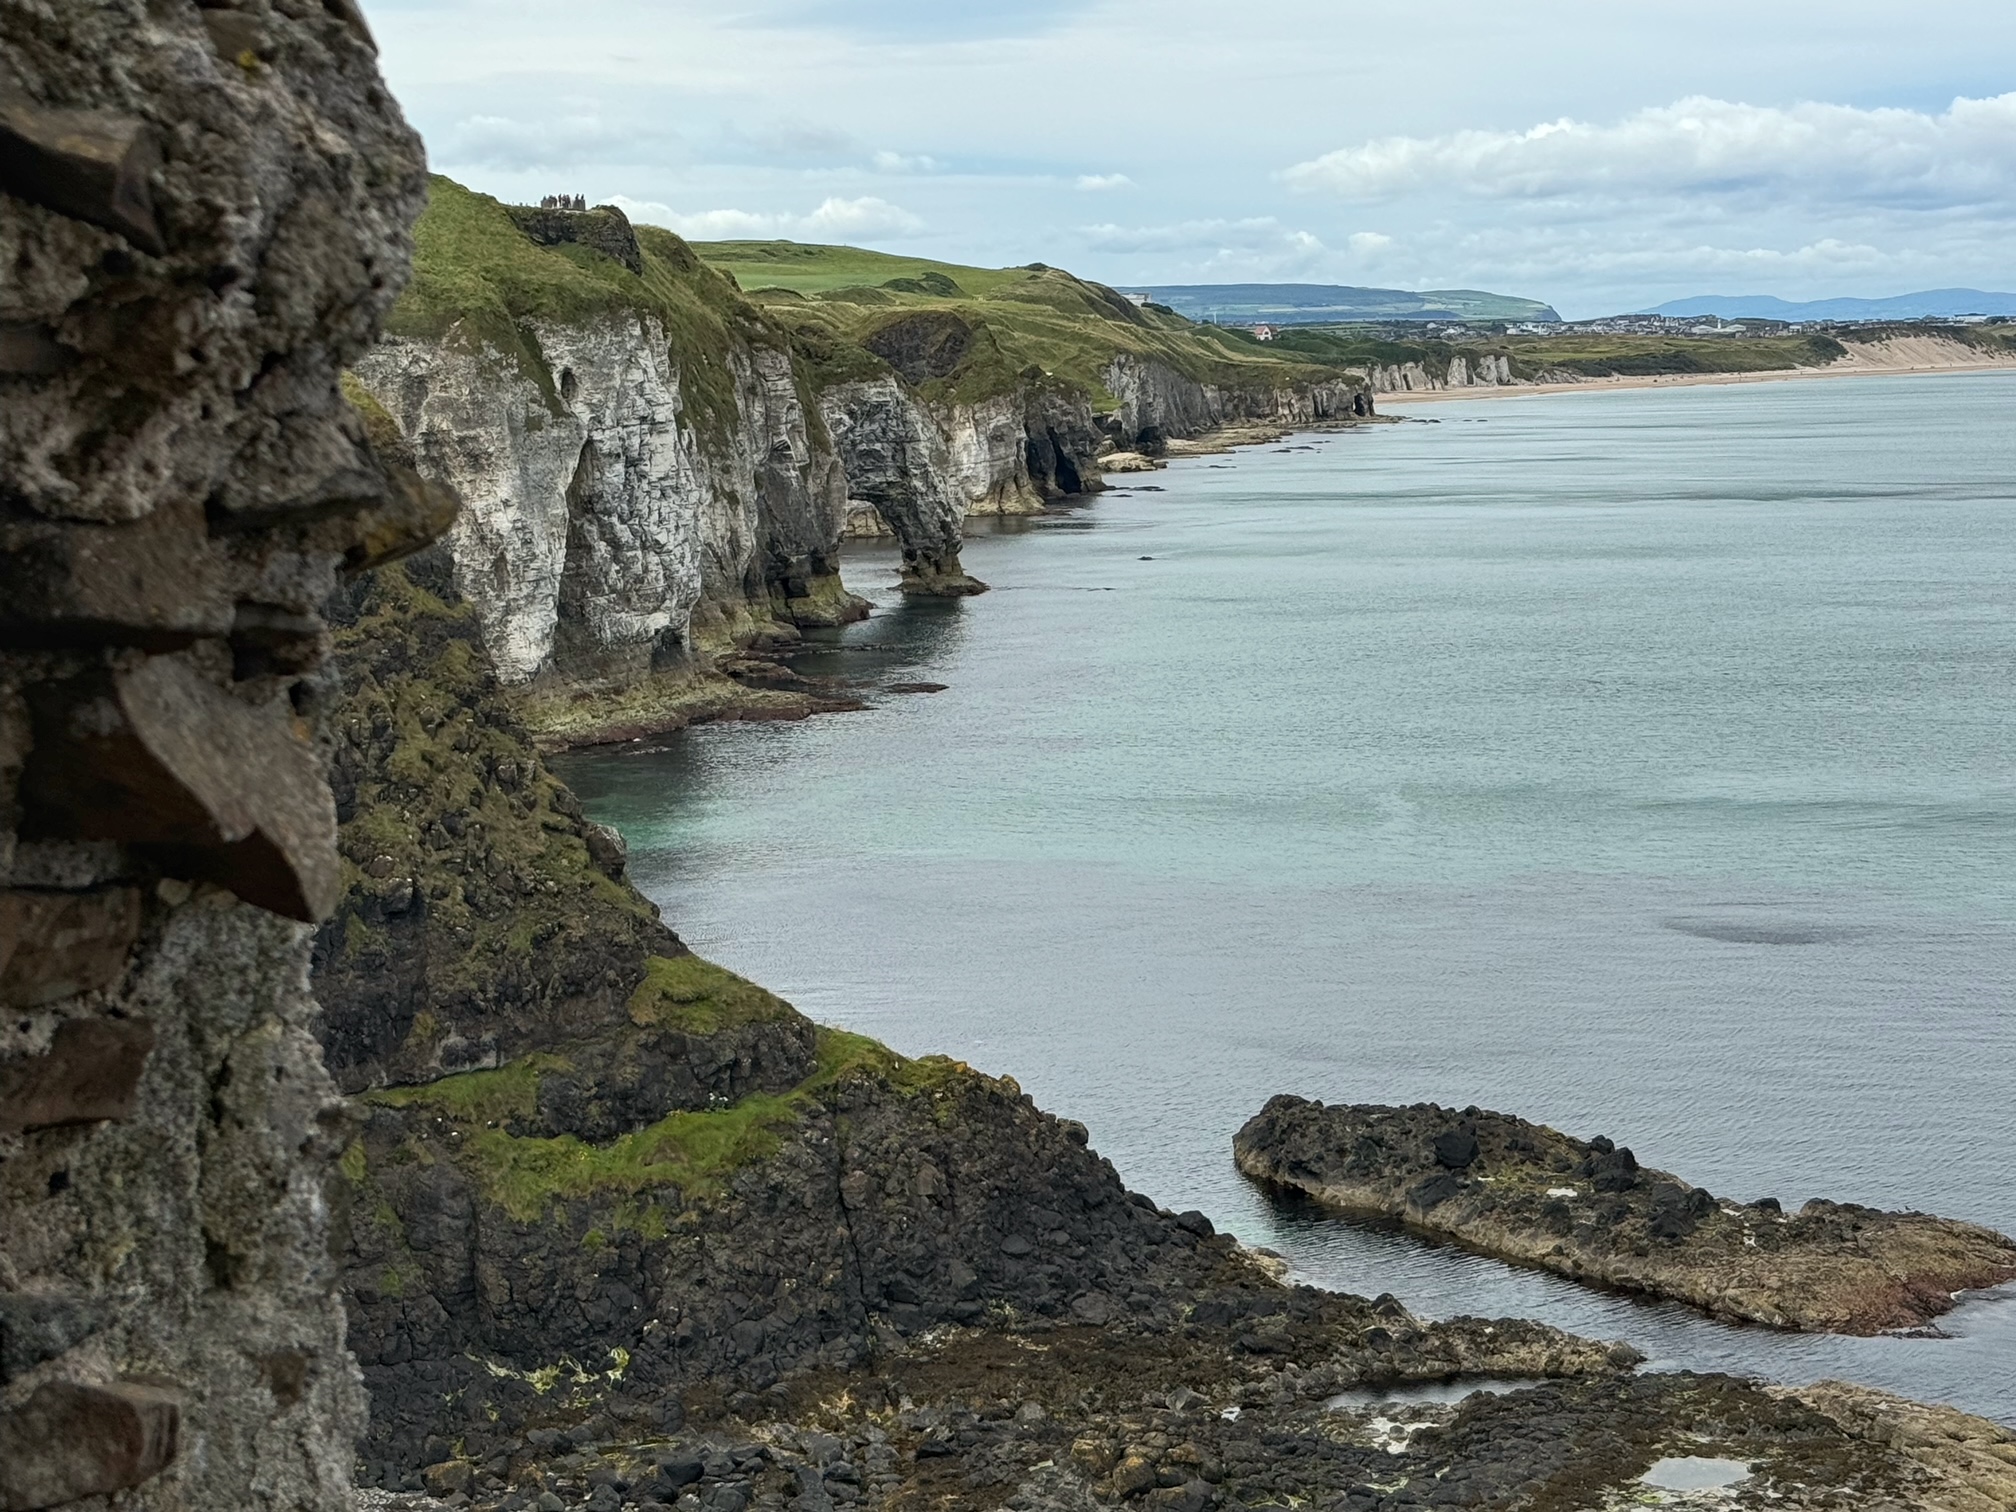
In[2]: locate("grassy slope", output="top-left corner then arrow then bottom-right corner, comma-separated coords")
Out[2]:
693,239 -> 1352,411
361,1021 -> 960,1222
697,240 -> 1036,299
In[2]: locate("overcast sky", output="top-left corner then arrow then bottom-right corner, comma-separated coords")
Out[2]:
369,0 -> 2016,317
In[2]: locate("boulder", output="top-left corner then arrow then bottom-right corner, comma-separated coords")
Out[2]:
0,1380 -> 180,1509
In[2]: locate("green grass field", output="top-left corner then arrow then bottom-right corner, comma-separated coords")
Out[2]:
693,240 -> 1036,300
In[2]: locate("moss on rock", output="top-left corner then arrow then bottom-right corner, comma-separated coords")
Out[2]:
626,955 -> 797,1035
460,1092 -> 803,1221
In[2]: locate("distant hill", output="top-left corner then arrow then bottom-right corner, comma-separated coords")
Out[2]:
1643,289 -> 2016,322
1124,283 -> 1561,325
686,239 -> 1366,411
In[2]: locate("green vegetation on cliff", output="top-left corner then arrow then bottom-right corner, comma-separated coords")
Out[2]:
381,185 -> 1368,433
692,239 -> 1356,412
313,556 -> 679,1087
626,954 -> 797,1035
387,177 -> 787,448
363,1017 -> 966,1222
698,241 -> 1034,300
460,1092 -> 803,1220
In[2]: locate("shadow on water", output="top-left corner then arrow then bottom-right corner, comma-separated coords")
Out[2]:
790,591 -> 976,683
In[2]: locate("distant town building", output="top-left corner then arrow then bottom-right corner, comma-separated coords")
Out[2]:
1122,292 -> 1150,306
1250,323 -> 1277,341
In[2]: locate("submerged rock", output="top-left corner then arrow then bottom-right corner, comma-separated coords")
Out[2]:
1233,1096 -> 2016,1333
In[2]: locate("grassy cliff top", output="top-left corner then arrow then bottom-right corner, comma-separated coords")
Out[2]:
693,238 -> 1352,409
692,240 -> 1038,299
384,188 -> 1359,420
385,177 -> 784,445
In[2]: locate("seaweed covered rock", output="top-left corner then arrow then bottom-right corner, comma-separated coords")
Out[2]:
1234,1097 -> 2016,1333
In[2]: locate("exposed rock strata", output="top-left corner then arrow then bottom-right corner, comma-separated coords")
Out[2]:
0,2 -> 440,1507
816,377 -> 989,594
1353,353 -> 1516,394
1234,1097 -> 2016,1333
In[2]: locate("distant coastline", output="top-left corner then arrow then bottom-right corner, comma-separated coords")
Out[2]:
1375,347 -> 2016,405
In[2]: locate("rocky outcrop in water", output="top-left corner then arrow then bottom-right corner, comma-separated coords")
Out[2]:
818,320 -> 1107,594
1234,1097 -> 2016,1333
817,376 -> 988,595
1101,355 -> 1373,450
0,2 -> 441,1507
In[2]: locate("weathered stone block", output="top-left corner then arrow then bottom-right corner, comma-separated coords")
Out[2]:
0,886 -> 143,1007
0,1291 -> 107,1382
0,507 -> 235,650
0,324 -> 73,378
339,463 -> 463,573
0,1380 -> 180,1510
0,87 -> 164,256
0,1014 -> 156,1133
21,657 -> 339,921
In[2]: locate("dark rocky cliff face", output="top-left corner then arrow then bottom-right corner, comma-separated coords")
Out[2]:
0,2 -> 438,1508
306,566 -> 1233,1473
305,520 -> 2016,1512
310,553 -> 679,1093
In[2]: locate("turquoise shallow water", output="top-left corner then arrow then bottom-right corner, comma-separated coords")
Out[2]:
554,371 -> 2016,1423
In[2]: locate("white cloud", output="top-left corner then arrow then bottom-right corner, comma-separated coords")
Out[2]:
801,196 -> 926,235
1081,216 -> 1307,254
444,112 -> 662,171
1285,93 -> 2016,210
1079,217 -> 1329,277
1075,173 -> 1134,191
375,0 -> 2016,309
1347,231 -> 1392,253
613,194 -> 924,241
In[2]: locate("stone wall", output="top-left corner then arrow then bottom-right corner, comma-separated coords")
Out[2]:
0,3 -> 442,1507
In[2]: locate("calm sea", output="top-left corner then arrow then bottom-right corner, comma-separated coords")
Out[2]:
554,372 -> 2016,1423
